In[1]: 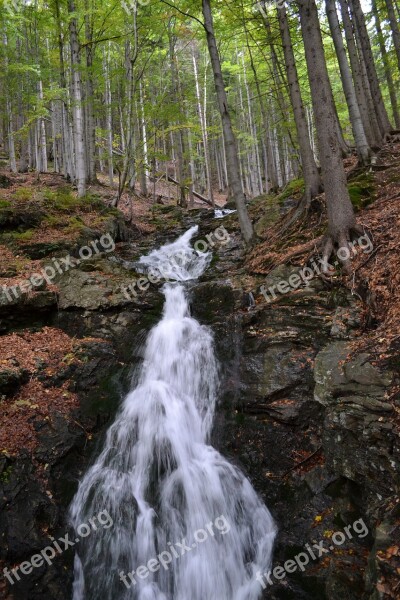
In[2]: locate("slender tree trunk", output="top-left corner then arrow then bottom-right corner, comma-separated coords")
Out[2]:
192,49 -> 214,206
139,80 -> 149,192
348,0 -> 393,136
372,0 -> 400,127
326,0 -> 371,164
277,4 -> 321,202
3,33 -> 17,173
298,0 -> 357,258
38,79 -> 48,172
338,0 -> 381,147
384,0 -> 400,73
103,46 -> 114,186
68,0 -> 87,196
85,4 -> 96,182
202,0 -> 253,242
168,27 -> 187,208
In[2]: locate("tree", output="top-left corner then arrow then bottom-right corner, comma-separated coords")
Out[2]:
326,0 -> 371,164
201,0 -> 254,243
68,0 -> 87,196
371,0 -> 400,128
277,4 -> 321,206
297,0 -> 360,266
348,0 -> 393,137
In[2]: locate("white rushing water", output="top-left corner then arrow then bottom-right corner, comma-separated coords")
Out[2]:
70,226 -> 276,600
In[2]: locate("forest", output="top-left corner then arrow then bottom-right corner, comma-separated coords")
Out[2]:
0,0 -> 399,599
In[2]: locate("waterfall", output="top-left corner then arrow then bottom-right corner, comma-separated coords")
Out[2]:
69,226 -> 276,600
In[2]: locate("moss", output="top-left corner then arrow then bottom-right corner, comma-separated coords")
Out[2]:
348,173 -> 375,210
0,199 -> 11,209
13,187 -> 33,201
0,465 -> 13,483
9,228 -> 35,241
66,216 -> 85,232
44,214 -> 68,228
278,177 -> 305,202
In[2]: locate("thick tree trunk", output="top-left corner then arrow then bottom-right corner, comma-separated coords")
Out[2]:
277,4 -> 321,203
298,0 -> 357,258
372,0 -> 400,127
202,0 -> 254,243
348,0 -> 393,136
326,0 -> 371,164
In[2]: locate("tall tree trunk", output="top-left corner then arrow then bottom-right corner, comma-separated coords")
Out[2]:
348,0 -> 393,136
68,0 -> 87,196
38,79 -> 48,172
138,80 -> 149,196
103,46 -> 114,186
372,0 -> 400,127
84,2 -> 96,183
384,0 -> 400,73
338,0 -> 382,147
3,33 -> 17,174
298,0 -> 357,262
192,48 -> 214,206
326,0 -> 371,164
277,4 -> 321,204
202,0 -> 254,242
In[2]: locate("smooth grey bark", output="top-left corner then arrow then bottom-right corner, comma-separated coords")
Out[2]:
298,0 -> 357,255
371,0 -> 400,127
168,25 -> 188,208
348,0 -> 393,136
3,33 -> 17,173
245,38 -> 279,192
103,46 -> 114,186
384,0 -> 400,73
202,0 -> 254,242
277,4 -> 321,202
84,4 -> 96,183
338,0 -> 381,147
68,0 -> 87,196
192,48 -> 214,206
326,0 -> 371,164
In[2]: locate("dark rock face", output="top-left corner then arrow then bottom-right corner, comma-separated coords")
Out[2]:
0,218 -> 398,600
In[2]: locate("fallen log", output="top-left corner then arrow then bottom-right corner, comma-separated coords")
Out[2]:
159,173 -> 214,207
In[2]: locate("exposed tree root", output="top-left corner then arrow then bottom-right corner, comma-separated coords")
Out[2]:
320,224 -> 369,274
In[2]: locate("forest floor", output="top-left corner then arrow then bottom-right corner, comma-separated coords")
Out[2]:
0,142 -> 399,453
246,142 -> 400,368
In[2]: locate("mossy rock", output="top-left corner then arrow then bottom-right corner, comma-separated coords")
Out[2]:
0,175 -> 11,188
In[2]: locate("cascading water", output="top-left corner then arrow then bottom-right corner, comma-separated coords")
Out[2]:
70,225 -> 276,600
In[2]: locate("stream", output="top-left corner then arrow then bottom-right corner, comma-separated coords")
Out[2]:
69,226 -> 276,600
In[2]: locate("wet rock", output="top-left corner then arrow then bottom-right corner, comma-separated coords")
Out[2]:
0,368 -> 29,396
